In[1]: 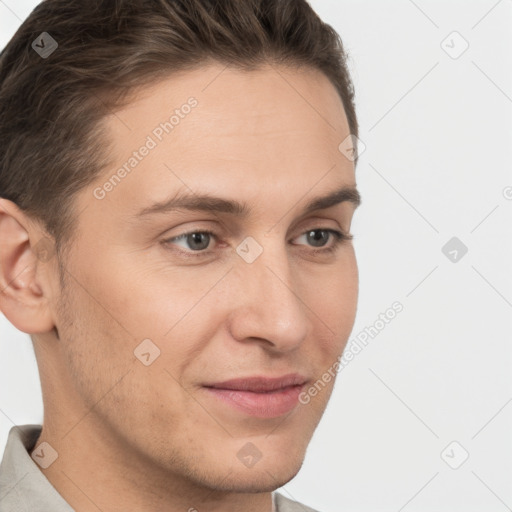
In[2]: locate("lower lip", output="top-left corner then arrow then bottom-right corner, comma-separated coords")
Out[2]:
203,385 -> 304,418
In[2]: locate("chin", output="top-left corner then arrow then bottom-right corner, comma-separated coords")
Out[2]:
210,459 -> 304,493
179,439 -> 307,494
210,423 -> 313,492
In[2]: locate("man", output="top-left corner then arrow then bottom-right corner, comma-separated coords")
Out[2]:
0,0 -> 361,510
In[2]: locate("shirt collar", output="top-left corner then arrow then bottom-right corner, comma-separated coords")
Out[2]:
0,424 -> 74,512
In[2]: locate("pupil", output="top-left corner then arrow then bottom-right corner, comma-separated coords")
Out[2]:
308,230 -> 328,247
188,232 -> 209,250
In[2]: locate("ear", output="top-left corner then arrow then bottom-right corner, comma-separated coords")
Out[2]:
0,198 -> 56,334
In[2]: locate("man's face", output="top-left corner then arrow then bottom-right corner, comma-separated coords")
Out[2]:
46,62 -> 359,492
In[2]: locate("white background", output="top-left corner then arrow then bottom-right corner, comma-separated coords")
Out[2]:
1,1 -> 511,511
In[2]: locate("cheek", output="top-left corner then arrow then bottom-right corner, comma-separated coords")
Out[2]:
57,276 -> 188,432
311,249 -> 358,344
100,256 -> 209,340
55,283 -> 127,417
301,256 -> 357,410
55,255 -> 155,388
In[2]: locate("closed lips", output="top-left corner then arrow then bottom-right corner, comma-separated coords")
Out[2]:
203,374 -> 308,392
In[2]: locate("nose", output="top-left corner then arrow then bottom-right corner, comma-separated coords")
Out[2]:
227,239 -> 311,353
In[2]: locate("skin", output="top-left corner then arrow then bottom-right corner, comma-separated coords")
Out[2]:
0,62 -> 359,512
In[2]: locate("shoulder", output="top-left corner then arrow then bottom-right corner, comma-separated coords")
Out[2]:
274,492 -> 321,512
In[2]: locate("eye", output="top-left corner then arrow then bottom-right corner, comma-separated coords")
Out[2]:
161,228 -> 352,258
293,229 -> 353,254
165,230 -> 217,253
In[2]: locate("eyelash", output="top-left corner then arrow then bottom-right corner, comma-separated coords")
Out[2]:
161,228 -> 353,259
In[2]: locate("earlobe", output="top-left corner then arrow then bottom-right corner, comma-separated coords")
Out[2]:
0,198 -> 56,334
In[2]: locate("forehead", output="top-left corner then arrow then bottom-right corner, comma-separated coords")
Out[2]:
114,61 -> 348,128
88,62 -> 355,219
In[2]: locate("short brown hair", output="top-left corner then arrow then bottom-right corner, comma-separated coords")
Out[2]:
0,0 -> 358,253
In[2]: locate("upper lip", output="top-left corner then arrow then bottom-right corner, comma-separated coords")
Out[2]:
204,373 -> 308,393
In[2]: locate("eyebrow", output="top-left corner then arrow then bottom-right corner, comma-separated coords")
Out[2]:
135,185 -> 361,219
